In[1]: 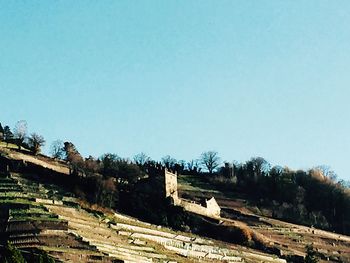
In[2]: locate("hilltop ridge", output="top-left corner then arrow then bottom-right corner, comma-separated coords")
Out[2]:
0,146 -> 289,263
0,145 -> 350,262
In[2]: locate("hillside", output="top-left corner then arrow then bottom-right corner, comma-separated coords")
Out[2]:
0,146 -> 349,263
178,174 -> 350,262
0,147 -> 287,263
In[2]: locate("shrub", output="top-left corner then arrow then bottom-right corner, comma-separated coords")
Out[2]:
305,244 -> 319,263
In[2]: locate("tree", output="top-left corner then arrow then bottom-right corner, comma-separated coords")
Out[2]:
134,152 -> 151,166
85,155 -> 100,173
186,159 -> 201,174
100,153 -> 120,177
27,133 -> 45,155
3,125 -> 13,142
161,155 -> 177,169
13,120 -> 27,150
314,165 -> 337,182
0,122 -> 4,141
245,157 -> 271,181
50,140 -> 64,159
200,151 -> 221,174
63,141 -> 84,169
305,244 -> 319,263
1,242 -> 26,263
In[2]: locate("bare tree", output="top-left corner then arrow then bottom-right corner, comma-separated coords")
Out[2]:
250,157 -> 271,176
314,165 -> 337,182
161,155 -> 177,169
133,152 -> 150,166
200,151 -> 221,174
50,140 -> 64,159
186,159 -> 201,174
13,120 -> 27,150
27,133 -> 45,155
85,155 -> 100,173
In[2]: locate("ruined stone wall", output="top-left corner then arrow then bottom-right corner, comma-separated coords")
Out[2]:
6,220 -> 68,233
181,200 -> 210,216
205,197 -> 221,217
35,198 -> 63,205
163,170 -> 221,218
181,198 -> 221,218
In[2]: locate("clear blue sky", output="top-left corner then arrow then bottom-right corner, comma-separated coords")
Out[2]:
1,1 -> 350,180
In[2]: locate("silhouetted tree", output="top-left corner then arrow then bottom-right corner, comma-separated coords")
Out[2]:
50,140 -> 64,159
134,152 -> 151,166
249,157 -> 271,179
186,159 -> 200,174
63,141 -> 84,170
27,133 -> 45,155
161,155 -> 177,170
3,125 -> 13,142
200,151 -> 220,174
100,153 -> 120,177
85,155 -> 100,173
0,122 -> 4,141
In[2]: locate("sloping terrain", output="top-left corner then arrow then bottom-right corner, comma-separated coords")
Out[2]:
0,170 -> 287,263
0,146 -> 69,175
1,147 -> 349,262
178,174 -> 350,263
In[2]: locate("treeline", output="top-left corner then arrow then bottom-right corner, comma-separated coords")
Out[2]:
1,120 -> 350,236
53,141 -> 350,236
134,152 -> 350,235
50,141 -> 143,210
226,157 -> 350,234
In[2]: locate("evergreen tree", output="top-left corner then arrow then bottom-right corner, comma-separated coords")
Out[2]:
3,126 -> 13,142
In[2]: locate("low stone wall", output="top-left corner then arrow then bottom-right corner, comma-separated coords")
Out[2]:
6,220 -> 68,233
180,198 -> 221,218
181,200 -> 212,217
35,198 -> 63,205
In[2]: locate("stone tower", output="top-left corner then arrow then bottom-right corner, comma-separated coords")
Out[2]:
164,169 -> 180,204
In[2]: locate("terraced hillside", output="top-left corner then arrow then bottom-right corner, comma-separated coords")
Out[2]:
0,171 -> 287,263
178,174 -> 350,263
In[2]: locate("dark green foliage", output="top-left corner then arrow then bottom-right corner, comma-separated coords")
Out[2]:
11,248 -> 55,263
3,126 -> 13,142
37,251 -> 55,263
1,242 -> 26,263
100,154 -> 142,185
0,123 -> 4,141
233,160 -> 350,235
27,133 -> 45,155
304,244 -> 319,263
